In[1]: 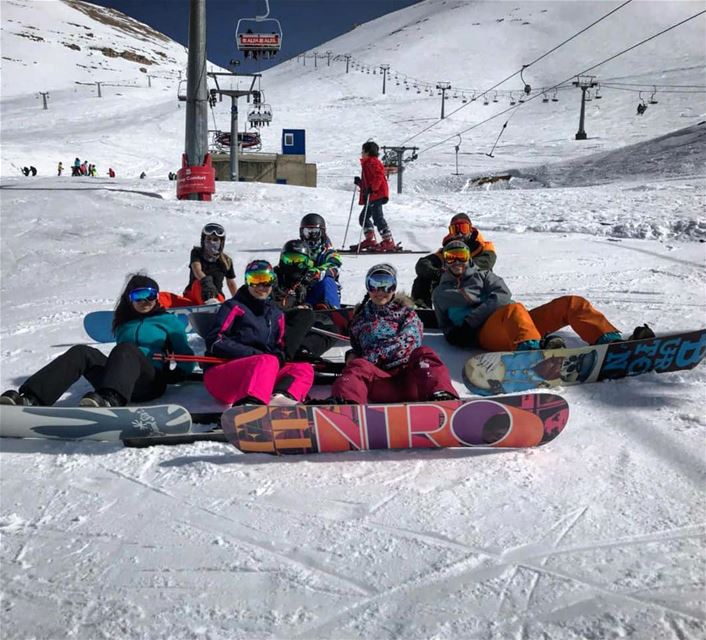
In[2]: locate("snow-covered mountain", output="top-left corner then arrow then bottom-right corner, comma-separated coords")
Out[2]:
1,2 -> 705,639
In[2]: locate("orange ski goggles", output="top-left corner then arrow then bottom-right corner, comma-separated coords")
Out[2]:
448,220 -> 472,236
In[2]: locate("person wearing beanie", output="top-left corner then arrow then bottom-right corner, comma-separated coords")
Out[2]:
412,212 -> 497,308
350,140 -> 397,252
157,222 -> 237,308
433,242 -> 654,352
0,274 -> 195,408
325,264 -> 458,404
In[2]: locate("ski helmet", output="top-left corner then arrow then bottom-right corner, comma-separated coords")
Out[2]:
362,140 -> 380,157
365,263 -> 397,293
244,259 -> 276,287
300,213 -> 326,247
201,222 -> 226,252
442,239 -> 471,265
279,239 -> 313,274
448,213 -> 472,237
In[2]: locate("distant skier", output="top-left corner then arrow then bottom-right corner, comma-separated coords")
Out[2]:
432,240 -> 655,352
108,167 -> 116,178
57,162 -> 63,176
0,274 -> 194,408
351,140 -> 395,252
21,167 -> 30,176
323,264 -> 458,404
140,171 -> 147,179
298,213 -> 342,308
29,166 -> 37,176
72,157 -> 81,177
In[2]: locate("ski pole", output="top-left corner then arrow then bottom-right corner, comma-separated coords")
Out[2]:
310,325 -> 350,343
355,191 -> 371,255
341,183 -> 359,249
154,353 -> 227,364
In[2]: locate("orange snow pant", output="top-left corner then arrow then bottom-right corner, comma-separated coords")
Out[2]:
477,296 -> 619,352
157,280 -> 225,309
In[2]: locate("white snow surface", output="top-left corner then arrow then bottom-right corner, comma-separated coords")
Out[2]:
1,1 -> 705,638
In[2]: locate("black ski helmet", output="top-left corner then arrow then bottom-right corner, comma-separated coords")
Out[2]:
300,213 -> 326,246
362,140 -> 380,157
201,222 -> 226,252
300,213 -> 326,232
281,238 -> 311,258
450,212 -> 471,225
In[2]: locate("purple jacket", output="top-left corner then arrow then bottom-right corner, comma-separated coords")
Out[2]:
349,297 -> 423,370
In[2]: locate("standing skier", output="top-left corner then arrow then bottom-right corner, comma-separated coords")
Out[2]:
325,264 -> 458,404
352,141 -> 396,252
57,162 -> 63,176
298,213 -> 342,308
203,260 -> 314,406
0,275 -> 194,407
433,240 -> 655,351
158,222 -> 237,308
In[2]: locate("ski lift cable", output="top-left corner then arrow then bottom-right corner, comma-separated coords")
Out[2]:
416,8 -> 706,157
399,0 -> 635,146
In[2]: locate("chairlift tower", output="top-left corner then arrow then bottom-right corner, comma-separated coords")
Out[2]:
572,75 -> 598,140
436,82 -> 451,119
343,54 -> 351,73
207,72 -> 261,182
380,64 -> 390,95
38,91 -> 50,110
381,145 -> 418,194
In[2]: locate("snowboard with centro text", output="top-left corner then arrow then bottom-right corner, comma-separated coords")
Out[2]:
221,394 -> 569,455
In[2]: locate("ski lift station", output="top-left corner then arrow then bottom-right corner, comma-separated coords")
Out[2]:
211,129 -> 317,187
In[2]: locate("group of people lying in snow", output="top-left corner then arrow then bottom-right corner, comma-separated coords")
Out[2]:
0,215 -> 654,409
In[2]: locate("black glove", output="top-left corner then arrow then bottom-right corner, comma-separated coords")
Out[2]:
200,275 -> 217,301
302,269 -> 320,285
466,228 -> 481,255
354,176 -> 361,186
445,323 -> 478,348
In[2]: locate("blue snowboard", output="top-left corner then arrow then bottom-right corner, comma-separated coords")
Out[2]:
463,329 -> 706,395
83,303 -> 220,343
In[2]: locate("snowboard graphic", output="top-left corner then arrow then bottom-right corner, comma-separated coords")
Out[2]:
339,246 -> 429,255
463,329 -> 706,396
0,404 -> 209,442
83,303 -> 220,343
221,393 -> 569,455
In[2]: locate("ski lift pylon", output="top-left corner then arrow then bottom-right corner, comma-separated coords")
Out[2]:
235,0 -> 282,60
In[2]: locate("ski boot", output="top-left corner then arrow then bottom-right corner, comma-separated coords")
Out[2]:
350,230 -> 378,252
376,231 -> 398,253
540,334 -> 567,350
0,389 -> 39,406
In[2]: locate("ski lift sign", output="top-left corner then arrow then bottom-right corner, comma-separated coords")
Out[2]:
238,33 -> 280,49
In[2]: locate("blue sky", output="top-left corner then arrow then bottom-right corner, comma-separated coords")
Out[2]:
89,0 -> 422,72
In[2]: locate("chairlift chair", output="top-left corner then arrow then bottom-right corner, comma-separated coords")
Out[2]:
542,93 -> 549,103
649,86 -> 658,104
483,94 -> 489,105
493,91 -> 498,103
551,89 -> 559,102
461,94 -> 467,103
510,92 -> 517,106
235,0 -> 282,60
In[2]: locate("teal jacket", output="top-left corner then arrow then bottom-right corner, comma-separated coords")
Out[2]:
115,313 -> 194,375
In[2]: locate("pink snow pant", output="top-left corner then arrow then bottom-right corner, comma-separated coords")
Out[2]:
331,346 -> 457,404
204,354 -> 314,405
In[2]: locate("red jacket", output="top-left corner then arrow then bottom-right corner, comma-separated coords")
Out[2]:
359,156 -> 390,205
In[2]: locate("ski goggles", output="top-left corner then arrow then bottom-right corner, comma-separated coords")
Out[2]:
280,252 -> 312,269
202,223 -> 225,237
245,264 -> 276,287
448,220 -> 472,236
300,227 -> 322,241
129,287 -> 158,302
443,245 -> 471,264
366,272 -> 397,293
